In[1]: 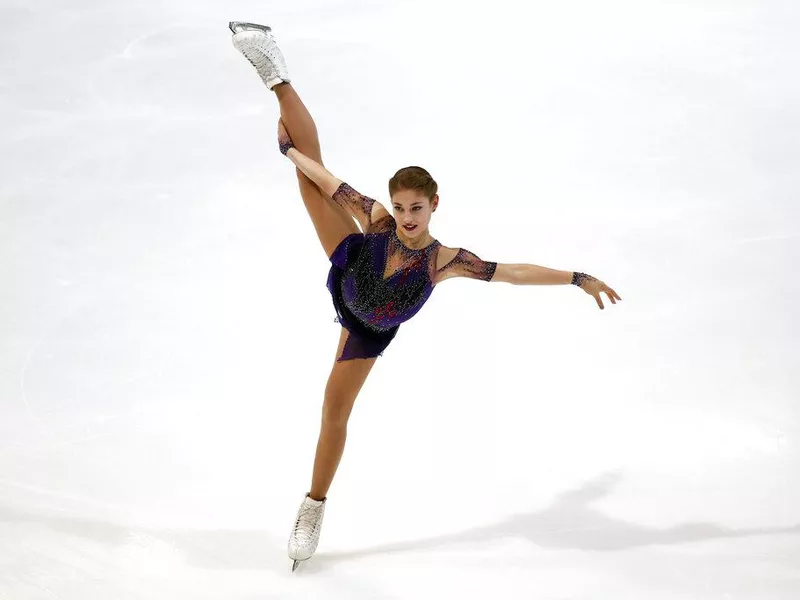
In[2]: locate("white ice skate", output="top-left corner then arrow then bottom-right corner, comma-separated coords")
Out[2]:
229,21 -> 291,90
288,494 -> 326,571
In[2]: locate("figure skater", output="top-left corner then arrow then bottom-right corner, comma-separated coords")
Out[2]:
227,21 -> 622,571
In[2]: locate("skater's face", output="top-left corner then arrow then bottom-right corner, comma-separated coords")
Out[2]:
391,189 -> 438,237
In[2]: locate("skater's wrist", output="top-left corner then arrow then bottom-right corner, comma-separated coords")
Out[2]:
570,271 -> 597,286
280,139 -> 295,155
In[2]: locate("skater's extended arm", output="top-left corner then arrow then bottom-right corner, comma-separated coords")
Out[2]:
492,263 -> 622,310
492,263 -> 574,285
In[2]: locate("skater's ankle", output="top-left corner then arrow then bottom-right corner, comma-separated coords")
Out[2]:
307,492 -> 326,502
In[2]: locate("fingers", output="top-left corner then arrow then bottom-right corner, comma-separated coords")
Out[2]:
598,284 -> 622,310
594,293 -> 604,310
581,280 -> 622,310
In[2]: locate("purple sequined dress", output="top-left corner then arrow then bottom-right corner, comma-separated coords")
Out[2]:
327,182 -> 497,362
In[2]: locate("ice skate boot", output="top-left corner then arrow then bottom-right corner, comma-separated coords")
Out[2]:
228,21 -> 291,90
288,493 -> 326,571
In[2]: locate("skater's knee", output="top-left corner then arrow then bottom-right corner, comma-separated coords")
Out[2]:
321,394 -> 354,428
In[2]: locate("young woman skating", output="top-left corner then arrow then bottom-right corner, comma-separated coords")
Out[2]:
228,21 -> 622,571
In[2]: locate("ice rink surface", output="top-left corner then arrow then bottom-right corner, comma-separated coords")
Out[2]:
1,0 -> 799,598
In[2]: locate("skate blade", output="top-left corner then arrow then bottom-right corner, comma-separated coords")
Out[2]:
229,21 -> 273,35
291,559 -> 301,572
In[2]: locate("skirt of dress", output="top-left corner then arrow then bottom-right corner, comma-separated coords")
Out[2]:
326,233 -> 399,362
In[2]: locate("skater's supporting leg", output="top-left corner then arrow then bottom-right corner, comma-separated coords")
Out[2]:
309,422 -> 346,501
309,328 -> 377,500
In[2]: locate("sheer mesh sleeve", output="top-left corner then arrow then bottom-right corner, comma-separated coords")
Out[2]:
331,182 -> 377,232
436,247 -> 497,283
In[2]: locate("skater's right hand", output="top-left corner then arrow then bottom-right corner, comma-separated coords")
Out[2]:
278,118 -> 295,155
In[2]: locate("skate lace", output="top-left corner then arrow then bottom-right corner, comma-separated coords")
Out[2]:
240,36 -> 280,73
292,503 -> 322,545
243,47 -> 272,72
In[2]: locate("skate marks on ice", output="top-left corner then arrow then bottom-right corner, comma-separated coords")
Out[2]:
0,502 -> 400,599
305,471 -> 800,572
0,502 -> 288,573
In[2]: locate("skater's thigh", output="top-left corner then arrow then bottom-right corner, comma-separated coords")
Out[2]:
297,170 -> 360,259
322,327 -> 377,424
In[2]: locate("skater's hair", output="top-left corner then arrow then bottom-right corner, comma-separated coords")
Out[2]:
389,166 -> 438,203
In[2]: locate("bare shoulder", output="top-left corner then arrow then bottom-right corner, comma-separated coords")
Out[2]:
435,245 -> 460,271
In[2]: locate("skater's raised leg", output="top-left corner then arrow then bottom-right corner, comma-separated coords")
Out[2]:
273,83 -> 322,165
229,23 -> 359,257
273,83 -> 360,256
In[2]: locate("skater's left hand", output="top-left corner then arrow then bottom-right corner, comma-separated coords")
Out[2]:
278,118 -> 295,155
575,274 -> 622,310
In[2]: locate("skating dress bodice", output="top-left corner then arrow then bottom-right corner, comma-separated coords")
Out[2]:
326,182 -> 497,361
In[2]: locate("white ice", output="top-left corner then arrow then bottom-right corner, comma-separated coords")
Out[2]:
1,0 -> 799,598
